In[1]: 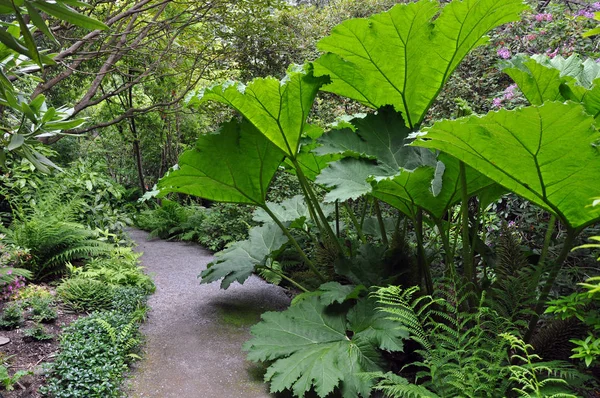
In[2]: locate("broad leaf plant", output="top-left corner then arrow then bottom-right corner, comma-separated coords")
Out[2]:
158,0 -> 600,396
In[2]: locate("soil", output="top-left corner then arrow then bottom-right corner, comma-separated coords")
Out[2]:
0,299 -> 80,398
125,228 -> 291,398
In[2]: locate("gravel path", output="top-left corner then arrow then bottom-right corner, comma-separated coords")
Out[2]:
125,229 -> 290,398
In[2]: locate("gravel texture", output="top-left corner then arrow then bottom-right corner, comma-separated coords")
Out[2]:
125,229 -> 290,398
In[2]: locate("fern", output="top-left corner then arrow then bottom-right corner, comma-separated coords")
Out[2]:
501,333 -> 583,398
94,315 -> 141,356
3,217 -> 112,281
487,225 -> 539,333
373,273 -> 512,397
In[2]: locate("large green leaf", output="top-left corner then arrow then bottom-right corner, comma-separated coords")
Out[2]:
158,118 -> 283,206
201,223 -> 288,289
371,154 -> 498,219
245,295 -> 405,397
314,109 -> 496,217
502,54 -> 600,106
188,64 -> 328,158
314,0 -> 527,128
414,101 -> 600,229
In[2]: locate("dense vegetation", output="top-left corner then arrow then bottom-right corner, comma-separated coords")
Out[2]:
1,0 -> 600,396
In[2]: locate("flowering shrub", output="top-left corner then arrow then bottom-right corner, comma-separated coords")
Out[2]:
0,242 -> 31,300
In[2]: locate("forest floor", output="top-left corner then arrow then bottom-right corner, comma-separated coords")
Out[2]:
125,228 -> 290,398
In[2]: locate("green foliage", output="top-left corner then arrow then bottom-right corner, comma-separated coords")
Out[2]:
0,302 -> 22,329
0,0 -> 105,171
244,285 -> 407,398
373,281 -> 512,397
158,118 -> 284,206
415,101 -> 600,229
487,225 -> 539,332
189,64 -> 328,160
29,296 -> 58,323
68,246 -> 155,293
2,216 -> 112,281
196,203 -> 255,252
546,275 -> 600,367
56,278 -> 114,313
202,223 -> 288,289
110,286 -> 148,316
501,333 -> 581,397
313,0 -> 527,128
23,323 -> 53,341
0,364 -> 30,391
40,311 -> 137,398
135,199 -> 191,239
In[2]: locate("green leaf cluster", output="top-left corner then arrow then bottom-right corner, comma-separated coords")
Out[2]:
244,284 -> 407,397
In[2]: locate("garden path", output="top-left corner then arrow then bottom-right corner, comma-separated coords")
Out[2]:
125,228 -> 290,398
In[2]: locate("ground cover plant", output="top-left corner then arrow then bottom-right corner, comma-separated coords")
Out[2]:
155,0 -> 600,396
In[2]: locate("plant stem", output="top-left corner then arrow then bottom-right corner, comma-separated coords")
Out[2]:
416,209 -> 433,294
538,214 -> 556,268
459,162 -> 474,283
344,202 -> 366,244
525,227 -> 578,342
258,266 -> 309,292
262,205 -> 326,283
335,201 -> 340,238
374,199 -> 389,246
359,197 -> 369,229
434,217 -> 452,267
292,159 -> 344,255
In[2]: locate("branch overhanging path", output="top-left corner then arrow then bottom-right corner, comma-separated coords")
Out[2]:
126,228 -> 290,397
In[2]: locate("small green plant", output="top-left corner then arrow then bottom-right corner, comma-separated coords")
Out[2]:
29,296 -> 58,323
0,303 -> 23,329
94,315 -> 142,360
546,276 -> 600,367
23,323 -> 53,341
0,364 -> 30,391
110,286 -> 148,315
41,311 -> 141,398
67,246 -> 155,293
56,278 -> 113,312
14,284 -> 53,303
501,333 -> 582,397
372,276 -> 513,397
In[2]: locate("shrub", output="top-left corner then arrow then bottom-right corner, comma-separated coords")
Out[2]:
0,302 -> 23,329
2,216 -> 112,281
56,278 -> 114,312
135,199 -> 190,239
29,296 -> 58,323
23,323 -> 53,341
197,203 -> 255,252
68,247 -> 155,294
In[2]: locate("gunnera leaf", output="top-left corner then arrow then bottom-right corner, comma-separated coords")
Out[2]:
244,295 -> 406,398
200,223 -> 288,289
158,118 -> 283,206
414,101 -> 600,229
314,0 -> 527,128
188,64 -> 329,159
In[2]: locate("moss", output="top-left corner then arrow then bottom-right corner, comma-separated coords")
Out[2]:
216,303 -> 262,327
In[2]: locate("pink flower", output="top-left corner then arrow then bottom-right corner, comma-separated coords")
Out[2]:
492,98 -> 503,108
497,47 -> 511,59
525,34 -> 537,41
593,2 -> 600,11
546,47 -> 559,58
503,84 -> 518,100
534,13 -> 553,22
577,10 -> 595,18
